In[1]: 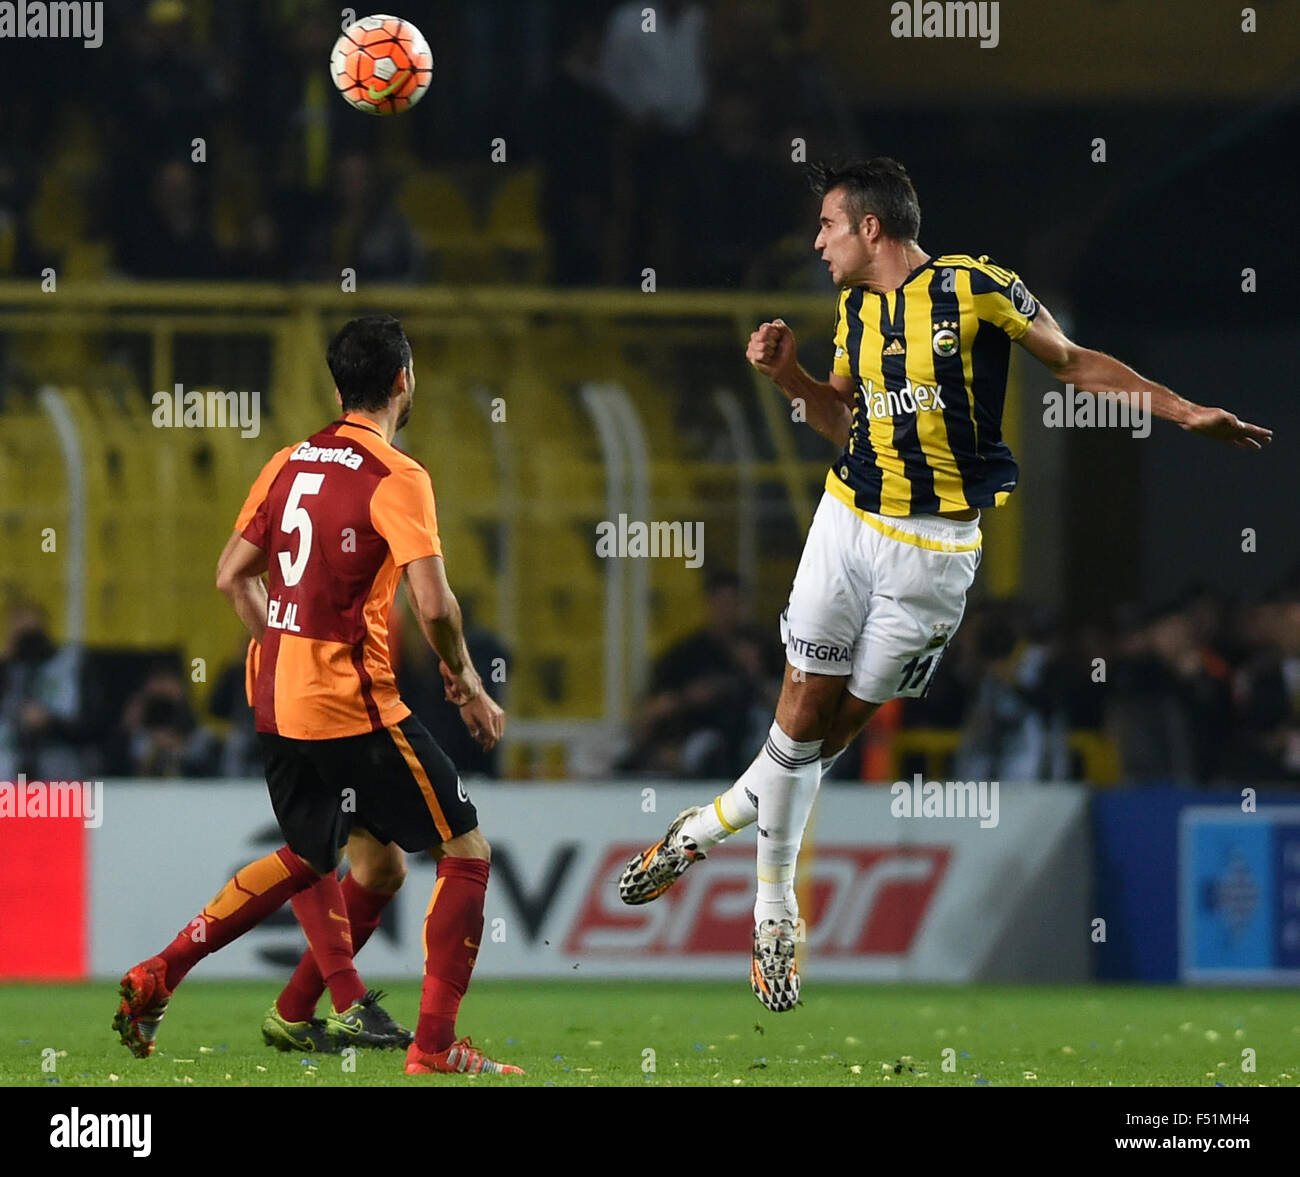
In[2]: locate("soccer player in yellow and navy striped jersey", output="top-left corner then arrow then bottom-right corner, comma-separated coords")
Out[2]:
795,159 -> 1269,517
618,156 -> 1271,1013
830,249 -> 1035,516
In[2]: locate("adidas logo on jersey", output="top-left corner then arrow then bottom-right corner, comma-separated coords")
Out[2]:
882,338 -> 905,356
291,441 -> 365,470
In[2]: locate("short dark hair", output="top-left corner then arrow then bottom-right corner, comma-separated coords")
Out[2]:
807,157 -> 922,241
326,314 -> 412,412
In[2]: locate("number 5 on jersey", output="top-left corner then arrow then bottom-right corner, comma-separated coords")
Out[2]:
279,472 -> 324,587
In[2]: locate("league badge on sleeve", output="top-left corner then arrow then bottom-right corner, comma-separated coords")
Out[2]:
1010,279 -> 1037,317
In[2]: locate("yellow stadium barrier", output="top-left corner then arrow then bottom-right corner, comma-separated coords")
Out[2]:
0,282 -> 1027,777
889,727 -> 1119,786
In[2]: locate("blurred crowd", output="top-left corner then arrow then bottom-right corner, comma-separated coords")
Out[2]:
0,0 -> 849,291
0,593 -> 509,782
6,571 -> 1297,787
915,583 -> 1300,786
624,574 -> 1300,785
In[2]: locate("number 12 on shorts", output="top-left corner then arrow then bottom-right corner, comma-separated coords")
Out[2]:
896,648 -> 945,697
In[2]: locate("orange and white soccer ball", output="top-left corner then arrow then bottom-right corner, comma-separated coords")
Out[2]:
330,14 -> 432,115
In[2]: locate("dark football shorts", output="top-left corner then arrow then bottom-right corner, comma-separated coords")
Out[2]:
259,714 -> 478,873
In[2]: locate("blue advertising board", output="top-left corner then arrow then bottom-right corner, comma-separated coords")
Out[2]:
1180,806 -> 1300,983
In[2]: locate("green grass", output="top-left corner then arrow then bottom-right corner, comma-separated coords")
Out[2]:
2,981 -> 1297,1087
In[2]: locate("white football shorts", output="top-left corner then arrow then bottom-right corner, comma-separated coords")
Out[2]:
780,488 -> 982,703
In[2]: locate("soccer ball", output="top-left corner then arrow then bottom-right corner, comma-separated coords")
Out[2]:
330,14 -> 433,115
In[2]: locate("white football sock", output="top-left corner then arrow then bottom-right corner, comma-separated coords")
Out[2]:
681,746 -> 846,854
819,747 -> 846,778
680,771 -> 761,851
753,721 -> 823,927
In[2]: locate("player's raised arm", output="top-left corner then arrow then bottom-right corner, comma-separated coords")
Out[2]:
747,318 -> 853,448
1019,304 -> 1272,450
403,554 -> 504,750
215,530 -> 269,641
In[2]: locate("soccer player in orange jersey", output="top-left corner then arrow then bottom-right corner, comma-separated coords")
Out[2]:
116,315 -> 522,1075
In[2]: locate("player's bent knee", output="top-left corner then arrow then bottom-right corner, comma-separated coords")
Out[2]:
438,826 -> 490,862
352,856 -> 406,893
822,696 -> 883,759
777,671 -> 846,742
296,850 -> 337,878
345,831 -> 407,892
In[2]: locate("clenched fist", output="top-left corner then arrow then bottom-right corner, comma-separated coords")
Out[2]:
746,318 -> 798,383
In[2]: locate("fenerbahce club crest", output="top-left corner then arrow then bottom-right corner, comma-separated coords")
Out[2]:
926,623 -> 953,649
932,321 -> 959,357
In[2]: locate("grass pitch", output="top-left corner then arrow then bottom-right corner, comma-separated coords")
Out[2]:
2,980 -> 1296,1087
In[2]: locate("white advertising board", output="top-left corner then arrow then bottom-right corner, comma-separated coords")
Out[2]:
88,781 -> 1089,982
